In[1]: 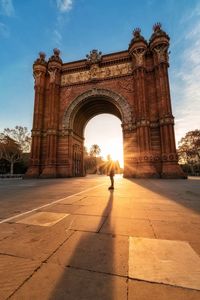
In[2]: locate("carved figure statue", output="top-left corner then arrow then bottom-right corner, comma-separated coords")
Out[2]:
154,44 -> 169,62
48,68 -> 57,83
132,48 -> 146,66
33,71 -> 42,85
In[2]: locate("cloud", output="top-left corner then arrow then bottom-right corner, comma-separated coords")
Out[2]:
53,29 -> 62,46
0,0 -> 15,16
172,11 -> 200,144
0,22 -> 9,37
56,0 -> 73,12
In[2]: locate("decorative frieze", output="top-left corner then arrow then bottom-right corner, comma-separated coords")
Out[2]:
32,130 -> 42,136
61,62 -> 132,86
159,116 -> 174,125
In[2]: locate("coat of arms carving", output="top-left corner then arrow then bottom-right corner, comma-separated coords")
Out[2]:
86,49 -> 102,65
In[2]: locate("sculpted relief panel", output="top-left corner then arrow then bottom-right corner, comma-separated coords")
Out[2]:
61,62 -> 132,86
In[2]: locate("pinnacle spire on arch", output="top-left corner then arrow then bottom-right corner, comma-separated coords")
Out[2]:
129,27 -> 147,49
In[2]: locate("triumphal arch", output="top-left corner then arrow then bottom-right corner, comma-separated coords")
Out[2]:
26,23 -> 185,178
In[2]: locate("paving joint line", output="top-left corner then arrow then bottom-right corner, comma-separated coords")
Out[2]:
66,264 -> 127,279
6,230 -> 76,300
42,230 -> 76,263
0,183 -> 106,225
6,263 -> 43,300
128,277 -> 200,292
148,218 -> 158,239
0,252 -> 30,260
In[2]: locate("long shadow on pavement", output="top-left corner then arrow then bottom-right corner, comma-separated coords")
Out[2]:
127,178 -> 200,214
48,190 -> 119,300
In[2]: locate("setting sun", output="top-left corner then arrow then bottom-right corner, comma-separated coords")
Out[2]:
84,114 -> 124,168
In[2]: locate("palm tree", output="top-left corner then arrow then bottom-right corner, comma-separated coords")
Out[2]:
90,144 -> 101,157
90,144 -> 101,173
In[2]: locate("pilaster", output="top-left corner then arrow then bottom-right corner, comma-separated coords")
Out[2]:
129,28 -> 158,177
40,49 -> 62,178
150,23 -> 186,178
25,52 -> 47,178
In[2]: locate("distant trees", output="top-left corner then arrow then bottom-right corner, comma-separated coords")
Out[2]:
89,144 -> 101,157
84,144 -> 102,174
0,126 -> 31,175
0,136 -> 22,175
178,129 -> 200,175
2,126 -> 31,152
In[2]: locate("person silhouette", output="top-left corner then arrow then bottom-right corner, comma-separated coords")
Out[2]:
107,160 -> 115,190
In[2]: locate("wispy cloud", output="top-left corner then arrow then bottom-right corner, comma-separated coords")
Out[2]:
0,22 -> 9,37
0,0 -> 15,16
56,0 -> 73,13
52,1 -> 73,47
53,29 -> 62,46
172,6 -> 200,144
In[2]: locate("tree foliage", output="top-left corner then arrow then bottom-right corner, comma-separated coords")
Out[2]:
89,144 -> 101,157
2,126 -> 31,153
178,130 -> 200,164
178,129 -> 200,175
0,136 -> 22,174
0,126 -> 31,175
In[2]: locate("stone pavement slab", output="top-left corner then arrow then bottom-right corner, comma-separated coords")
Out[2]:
49,231 -> 129,276
38,203 -> 82,214
151,220 -> 200,241
9,262 -> 127,300
0,254 -> 40,300
128,280 -> 200,300
16,211 -> 69,227
66,215 -> 106,232
77,196 -> 110,206
100,216 -> 155,237
59,195 -> 86,205
75,204 -> 112,217
129,237 -> 200,290
0,222 -> 73,261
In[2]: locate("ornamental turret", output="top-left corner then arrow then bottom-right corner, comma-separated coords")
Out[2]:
129,28 -> 148,68
149,22 -> 170,65
47,48 -> 62,84
33,52 -> 47,87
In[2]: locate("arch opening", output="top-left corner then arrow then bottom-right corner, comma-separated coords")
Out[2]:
72,96 -> 122,138
84,114 -> 124,174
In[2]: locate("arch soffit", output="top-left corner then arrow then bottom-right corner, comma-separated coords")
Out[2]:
63,88 -> 133,129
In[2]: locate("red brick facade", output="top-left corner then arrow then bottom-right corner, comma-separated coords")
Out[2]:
26,24 -> 185,178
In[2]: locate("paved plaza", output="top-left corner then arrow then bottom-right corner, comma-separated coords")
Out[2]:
0,175 -> 200,299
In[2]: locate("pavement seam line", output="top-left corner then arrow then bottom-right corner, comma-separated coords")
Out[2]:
43,230 -> 76,263
128,277 -> 200,292
0,252 -> 31,260
66,264 -> 128,279
6,230 -> 76,300
148,218 -> 158,239
0,183 -> 106,224
6,263 -> 43,300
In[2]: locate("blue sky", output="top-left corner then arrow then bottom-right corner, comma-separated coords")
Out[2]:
0,0 -> 200,160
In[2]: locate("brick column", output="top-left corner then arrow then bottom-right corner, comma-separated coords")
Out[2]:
26,52 -> 47,178
129,28 -> 158,177
150,23 -> 186,178
41,49 -> 62,178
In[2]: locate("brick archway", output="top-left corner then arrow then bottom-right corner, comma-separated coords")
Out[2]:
63,88 -> 133,130
26,24 -> 185,179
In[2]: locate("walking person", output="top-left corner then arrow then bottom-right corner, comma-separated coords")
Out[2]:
108,160 -> 115,190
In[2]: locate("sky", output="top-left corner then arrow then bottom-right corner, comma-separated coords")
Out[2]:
0,0 -> 200,166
